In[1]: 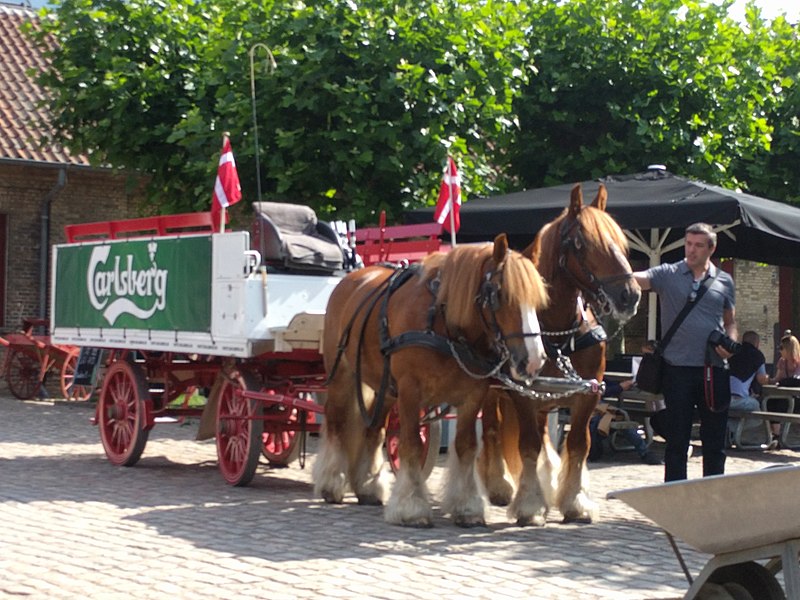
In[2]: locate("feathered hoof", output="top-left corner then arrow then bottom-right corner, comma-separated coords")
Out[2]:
515,513 -> 547,527
453,514 -> 487,528
561,512 -> 594,524
397,517 -> 434,529
357,494 -> 383,506
321,489 -> 344,504
488,492 -> 512,507
485,480 -> 514,507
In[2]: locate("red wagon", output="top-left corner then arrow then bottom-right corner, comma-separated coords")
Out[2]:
50,204 -> 447,486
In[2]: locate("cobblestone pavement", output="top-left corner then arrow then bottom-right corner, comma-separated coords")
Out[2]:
1,393 -> 798,600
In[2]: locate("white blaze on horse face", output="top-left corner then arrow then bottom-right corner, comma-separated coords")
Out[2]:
522,304 -> 547,377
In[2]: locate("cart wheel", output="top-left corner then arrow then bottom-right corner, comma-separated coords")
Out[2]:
262,406 -> 303,467
6,350 -> 42,400
98,360 -> 150,467
60,353 -> 93,401
216,372 -> 263,486
705,561 -> 786,600
384,405 -> 442,480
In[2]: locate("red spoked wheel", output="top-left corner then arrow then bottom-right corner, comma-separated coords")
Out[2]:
98,360 -> 150,466
60,353 -> 93,401
216,372 -> 263,486
6,350 -> 42,400
384,405 -> 442,480
261,392 -> 313,466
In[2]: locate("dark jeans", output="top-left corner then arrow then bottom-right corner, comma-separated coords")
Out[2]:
662,364 -> 728,482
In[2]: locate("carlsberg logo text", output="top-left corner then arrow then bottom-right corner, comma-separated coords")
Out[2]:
87,243 -> 168,325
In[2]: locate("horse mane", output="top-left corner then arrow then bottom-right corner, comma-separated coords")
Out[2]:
530,205 -> 628,281
422,243 -> 549,331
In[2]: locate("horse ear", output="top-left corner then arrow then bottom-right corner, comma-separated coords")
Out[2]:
591,183 -> 608,211
528,236 -> 543,269
493,233 -> 509,262
568,183 -> 583,218
522,239 -> 536,261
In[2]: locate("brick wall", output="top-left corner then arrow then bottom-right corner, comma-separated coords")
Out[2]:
0,163 -> 143,331
732,260 -> 781,365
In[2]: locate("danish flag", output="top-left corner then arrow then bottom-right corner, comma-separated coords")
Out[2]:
433,156 -> 461,234
211,134 -> 242,232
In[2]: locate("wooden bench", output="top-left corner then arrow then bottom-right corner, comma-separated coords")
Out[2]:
354,211 -> 445,266
729,385 -> 800,450
613,385 -> 800,451
728,410 -> 800,450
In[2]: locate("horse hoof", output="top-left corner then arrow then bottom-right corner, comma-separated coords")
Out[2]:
516,514 -> 546,527
454,516 -> 487,529
357,494 -> 383,506
321,490 -> 344,504
399,518 -> 434,529
561,513 -> 593,524
488,493 -> 512,507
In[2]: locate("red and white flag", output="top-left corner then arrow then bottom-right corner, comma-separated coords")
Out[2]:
433,156 -> 461,236
211,134 -> 242,232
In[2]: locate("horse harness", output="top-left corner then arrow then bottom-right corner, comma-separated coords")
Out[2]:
327,262 -> 525,429
541,296 -> 607,363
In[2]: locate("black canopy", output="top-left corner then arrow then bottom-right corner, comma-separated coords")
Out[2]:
406,169 -> 800,268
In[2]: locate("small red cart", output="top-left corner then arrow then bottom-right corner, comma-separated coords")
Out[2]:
0,317 -> 92,401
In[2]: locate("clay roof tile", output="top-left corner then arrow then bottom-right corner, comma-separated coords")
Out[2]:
0,3 -> 90,166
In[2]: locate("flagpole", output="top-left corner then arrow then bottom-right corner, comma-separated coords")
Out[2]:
220,132 -> 229,234
249,43 -> 277,253
448,160 -> 457,247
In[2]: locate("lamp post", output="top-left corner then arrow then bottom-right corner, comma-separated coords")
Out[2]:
249,43 -> 277,207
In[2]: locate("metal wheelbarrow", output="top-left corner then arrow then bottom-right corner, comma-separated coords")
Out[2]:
609,465 -> 800,600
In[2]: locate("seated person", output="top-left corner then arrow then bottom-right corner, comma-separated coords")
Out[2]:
728,330 -> 769,431
766,331 -> 800,448
589,378 -> 663,465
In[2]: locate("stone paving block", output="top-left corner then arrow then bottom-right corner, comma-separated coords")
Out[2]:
1,394 -> 799,599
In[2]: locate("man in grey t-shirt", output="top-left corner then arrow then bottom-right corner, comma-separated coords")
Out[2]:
633,223 -> 737,482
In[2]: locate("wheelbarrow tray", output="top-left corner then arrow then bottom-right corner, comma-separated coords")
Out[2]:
609,465 -> 800,599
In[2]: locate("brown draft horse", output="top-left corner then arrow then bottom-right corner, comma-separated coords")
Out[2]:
314,235 -> 548,527
478,184 -> 641,525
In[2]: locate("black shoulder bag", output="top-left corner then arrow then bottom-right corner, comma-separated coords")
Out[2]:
636,273 -> 718,394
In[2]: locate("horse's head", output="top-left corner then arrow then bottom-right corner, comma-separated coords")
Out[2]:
530,183 -> 640,323
434,235 -> 549,381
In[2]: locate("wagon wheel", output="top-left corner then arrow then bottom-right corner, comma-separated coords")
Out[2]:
216,372 -> 263,486
98,360 -> 150,467
705,561 -> 785,600
262,406 -> 303,467
6,350 -> 42,400
384,405 -> 442,480
60,353 -> 94,401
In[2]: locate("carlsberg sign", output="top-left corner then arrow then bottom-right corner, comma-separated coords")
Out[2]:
54,236 -> 212,332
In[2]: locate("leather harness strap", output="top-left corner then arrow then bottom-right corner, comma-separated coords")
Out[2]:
329,262 -> 505,429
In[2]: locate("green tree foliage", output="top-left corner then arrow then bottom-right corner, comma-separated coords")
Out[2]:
31,0 -> 800,225
513,0 -> 800,203
32,0 -> 531,224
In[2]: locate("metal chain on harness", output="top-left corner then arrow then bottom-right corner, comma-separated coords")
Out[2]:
447,335 -> 602,401
494,372 -> 602,401
446,338 -> 510,381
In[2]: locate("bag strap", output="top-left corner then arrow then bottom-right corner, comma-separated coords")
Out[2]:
659,269 -> 719,351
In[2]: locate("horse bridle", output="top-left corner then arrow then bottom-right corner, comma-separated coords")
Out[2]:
557,219 -> 633,318
472,265 -> 542,381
